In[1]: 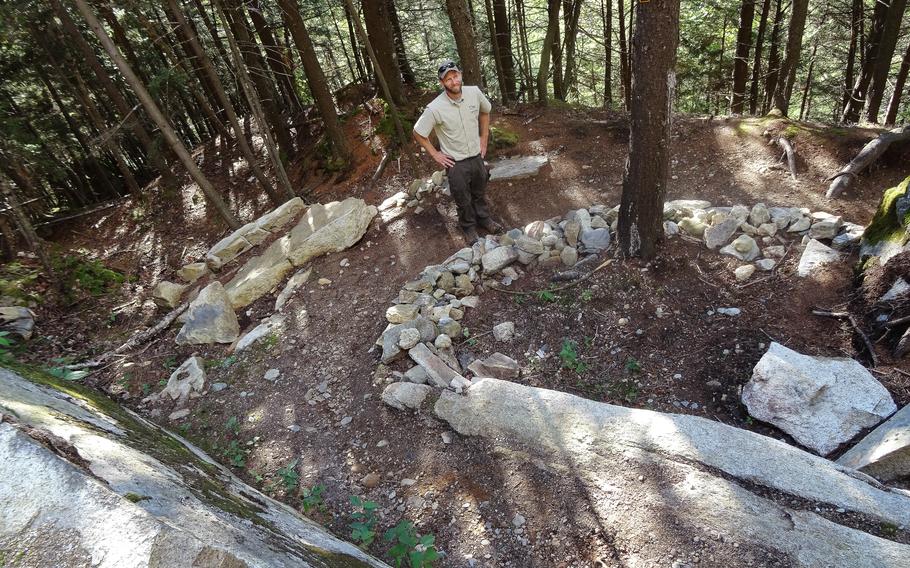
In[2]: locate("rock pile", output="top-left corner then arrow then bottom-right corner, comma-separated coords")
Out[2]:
378,169 -> 450,216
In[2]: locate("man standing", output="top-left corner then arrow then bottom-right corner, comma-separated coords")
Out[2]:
413,60 -> 502,243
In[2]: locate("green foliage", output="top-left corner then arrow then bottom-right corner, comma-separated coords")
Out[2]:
0,262 -> 40,304
276,459 -> 300,492
384,520 -> 440,567
536,290 -> 556,303
224,440 -> 247,468
559,339 -> 588,374
580,289 -> 594,302
349,495 -> 379,547
462,327 -> 478,347
624,357 -> 642,373
300,484 -> 326,513
489,126 -> 518,150
513,294 -> 527,305
124,492 -> 150,503
225,416 -> 241,436
45,357 -> 89,382
862,175 -> 910,246
0,331 -> 15,363
52,254 -> 125,296
376,101 -> 414,140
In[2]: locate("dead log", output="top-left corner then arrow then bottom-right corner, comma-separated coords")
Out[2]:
776,137 -> 798,180
826,126 -> 910,198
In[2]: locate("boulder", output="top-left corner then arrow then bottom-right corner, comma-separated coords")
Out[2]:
176,263 -> 208,284
152,281 -> 188,309
286,198 -> 377,267
433,377 -> 910,566
175,282 -> 240,345
797,239 -> 842,277
859,175 -> 910,265
481,246 -> 519,273
409,343 -> 466,389
0,307 -> 35,341
787,216 -> 811,233
158,356 -> 206,402
488,155 -> 548,181
205,231 -> 253,270
809,219 -> 842,240
580,228 -> 611,251
381,382 -> 433,411
274,267 -> 311,311
516,235 -> 544,255
224,236 -> 294,309
678,217 -> 707,237
467,353 -> 520,379
253,197 -> 305,232
742,342 -> 896,455
704,218 -> 740,249
837,404 -> 910,482
235,315 -> 284,352
0,367 -> 387,568
663,200 -> 711,221
749,203 -> 771,226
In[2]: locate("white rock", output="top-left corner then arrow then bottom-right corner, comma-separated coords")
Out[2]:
881,278 -> 910,301
742,343 -> 896,455
434,334 -> 453,349
664,221 -> 679,236
704,218 -> 740,249
734,265 -> 755,281
481,246 -> 519,273
177,263 -> 209,284
797,239 -> 842,277
264,368 -> 280,382
493,321 -> 515,342
158,356 -> 206,402
381,382 -> 432,411
720,235 -> 760,261
716,307 -> 741,316
788,216 -> 811,232
755,259 -> 776,271
386,304 -> 419,324
837,403 -> 910,482
749,203 -> 771,226
152,281 -> 187,309
235,315 -> 285,352
397,328 -> 421,350
175,282 -> 240,345
275,268 -> 311,311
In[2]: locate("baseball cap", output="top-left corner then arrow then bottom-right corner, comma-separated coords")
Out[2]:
437,60 -> 460,80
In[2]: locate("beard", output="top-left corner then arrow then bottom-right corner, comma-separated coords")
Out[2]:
444,83 -> 463,97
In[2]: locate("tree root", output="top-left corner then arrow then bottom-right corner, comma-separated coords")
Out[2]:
811,308 -> 879,367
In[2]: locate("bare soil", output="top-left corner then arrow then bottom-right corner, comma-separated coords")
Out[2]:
11,104 -> 910,567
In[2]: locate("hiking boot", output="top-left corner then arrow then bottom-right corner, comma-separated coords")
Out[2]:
463,227 -> 481,243
479,218 -> 503,234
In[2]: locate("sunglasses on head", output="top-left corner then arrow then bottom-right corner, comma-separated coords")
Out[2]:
438,62 -> 458,75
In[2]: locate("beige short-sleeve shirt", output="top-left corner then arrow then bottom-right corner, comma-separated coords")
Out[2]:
413,86 -> 492,161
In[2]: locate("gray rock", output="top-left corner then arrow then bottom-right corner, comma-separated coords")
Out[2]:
175,282 -> 240,345
755,259 -> 776,271
488,155 -> 548,181
157,356 -> 206,403
211,382 -> 228,392
809,219 -> 842,240
381,382 -> 433,411
664,221 -> 680,237
481,246 -> 519,273
678,217 -> 708,237
152,281 -> 188,309
788,216 -> 811,233
516,235 -> 544,255
493,321 -> 515,342
720,234 -> 760,261
397,328 -> 421,350
286,198 -> 377,267
169,408 -> 190,421
176,263 -> 208,284
749,203 -> 771,226
564,220 -> 581,247
404,365 -> 429,384
797,239 -> 842,277
438,317 -> 462,338
560,246 -> 578,267
224,235 -> 294,309
386,304 -> 419,324
235,315 -> 284,352
0,307 -> 35,341
716,307 -> 741,316
664,200 -> 712,221
433,377 -> 910,565
881,278 -> 910,301
0,368 -> 387,567
734,265 -> 755,281
580,228 -> 611,251
467,353 -> 520,379
769,206 -> 802,229
264,368 -> 280,382
409,343 -> 466,389
434,334 -> 453,349
837,403 -> 910,482
704,218 -> 740,249
274,267 -> 311,311
742,342 -> 896,455
206,231 -> 253,270
380,317 -> 437,363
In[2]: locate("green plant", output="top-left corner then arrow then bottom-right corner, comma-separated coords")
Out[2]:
162,355 -> 178,370
536,290 -> 556,303
206,355 -> 237,370
624,357 -> 642,373
300,484 -> 326,513
225,416 -> 241,436
384,520 -> 440,567
489,126 -> 519,150
462,328 -> 478,347
580,289 -> 594,302
513,294 -> 527,305
141,383 -> 152,396
178,423 -> 190,437
559,339 -> 588,374
52,254 -> 125,296
46,365 -> 89,382
349,495 -> 379,546
224,440 -> 247,468
277,459 -> 300,491
0,331 -> 15,362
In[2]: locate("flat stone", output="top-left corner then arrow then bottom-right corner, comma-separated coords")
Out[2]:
493,321 -> 515,342
564,220 -> 581,247
235,315 -> 284,352
481,246 -> 519,273
755,259 -> 776,271
254,197 -> 306,232
380,317 -> 438,363
488,155 -> 548,181
409,343 -> 465,389
0,307 -> 35,340
749,203 -> 771,226
797,239 -> 842,277
704,218 -> 740,249
169,408 -> 190,421
211,382 -> 228,392
837,404 -> 910,482
275,268 -> 312,311
720,234 -> 760,262
386,304 -> 419,324
381,382 -> 432,411
788,216 -> 811,233
516,235 -> 544,255
809,219 -> 842,240
742,342 -> 896,455
560,246 -> 578,267
580,228 -> 611,251
175,282 -> 240,345
224,236 -> 294,309
152,281 -> 187,309
397,328 -> 421,350
734,265 -> 755,281
206,231 -> 252,270
286,198 -> 377,267
757,222 -> 778,237
404,365 -> 429,385
177,263 -> 208,284
467,353 -> 520,379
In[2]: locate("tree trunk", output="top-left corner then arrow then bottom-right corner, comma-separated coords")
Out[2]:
715,14 -> 728,115
798,40 -> 818,120
550,0 -> 564,100
864,0 -> 908,123
0,174 -> 57,286
344,1 -> 369,81
826,126 -> 910,198
361,0 -> 407,106
771,0 -> 808,115
842,0 -> 863,112
562,0 -> 583,100
492,0 -> 516,101
885,39 -> 910,125
386,0 -> 416,86
277,0 -> 352,164
167,0 -> 284,204
731,0 -> 755,114
247,0 -> 304,115
618,0 -> 631,110
537,0 -> 561,104
842,0 -> 894,123
618,0 -> 680,260
762,0 -> 784,114
515,0 -> 535,99
748,0 -> 770,114
601,0 -> 613,108
445,0 -> 484,86
72,0 -> 240,229
47,0 -> 178,190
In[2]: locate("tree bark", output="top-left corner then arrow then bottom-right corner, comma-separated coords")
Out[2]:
602,0 -> 613,108
885,39 -> 910,125
762,0 -> 784,114
386,0 -> 416,86
562,0 -> 584,100
344,1 -> 369,81
362,0 -> 407,106
864,0 -> 909,123
731,0 -> 755,114
842,0 -> 898,123
515,0 -> 535,99
72,0 -> 241,229
618,0 -> 680,260
550,0 -> 564,100
537,0 -> 561,104
277,0 -> 352,164
445,0 -> 484,86
748,0 -> 770,115
492,0 -> 516,101
618,0 -> 631,110
771,0 -> 808,115
247,0 -> 304,114
0,174 -> 57,286
842,0 -> 863,113
798,40 -> 818,120
166,0 -> 284,204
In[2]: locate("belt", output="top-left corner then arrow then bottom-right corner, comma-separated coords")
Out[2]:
454,154 -> 481,163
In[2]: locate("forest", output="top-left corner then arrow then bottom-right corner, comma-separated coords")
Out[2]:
1,1 -> 910,566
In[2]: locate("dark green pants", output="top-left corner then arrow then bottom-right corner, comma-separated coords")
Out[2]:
447,155 -> 491,231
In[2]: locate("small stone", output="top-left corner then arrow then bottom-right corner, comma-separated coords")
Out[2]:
788,216 -> 811,232
755,259 -> 776,271
434,334 -> 453,349
211,382 -> 228,392
264,368 -> 280,382
493,321 -> 515,342
717,307 -> 741,316
404,365 -> 429,384
317,278 -> 332,286
512,513 -> 526,528
386,304 -> 419,324
734,265 -> 756,281
618,317 -> 629,326
377,439 -> 389,448
288,424 -> 301,432
398,328 -> 421,350
339,416 -> 352,426
560,246 -> 578,267
169,408 -> 190,421
362,473 -> 381,488
441,432 -> 453,444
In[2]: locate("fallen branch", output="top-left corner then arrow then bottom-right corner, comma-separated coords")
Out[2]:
826,125 -> 910,198
775,137 -> 798,180
370,151 -> 393,186
811,308 -> 878,367
491,259 -> 613,296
